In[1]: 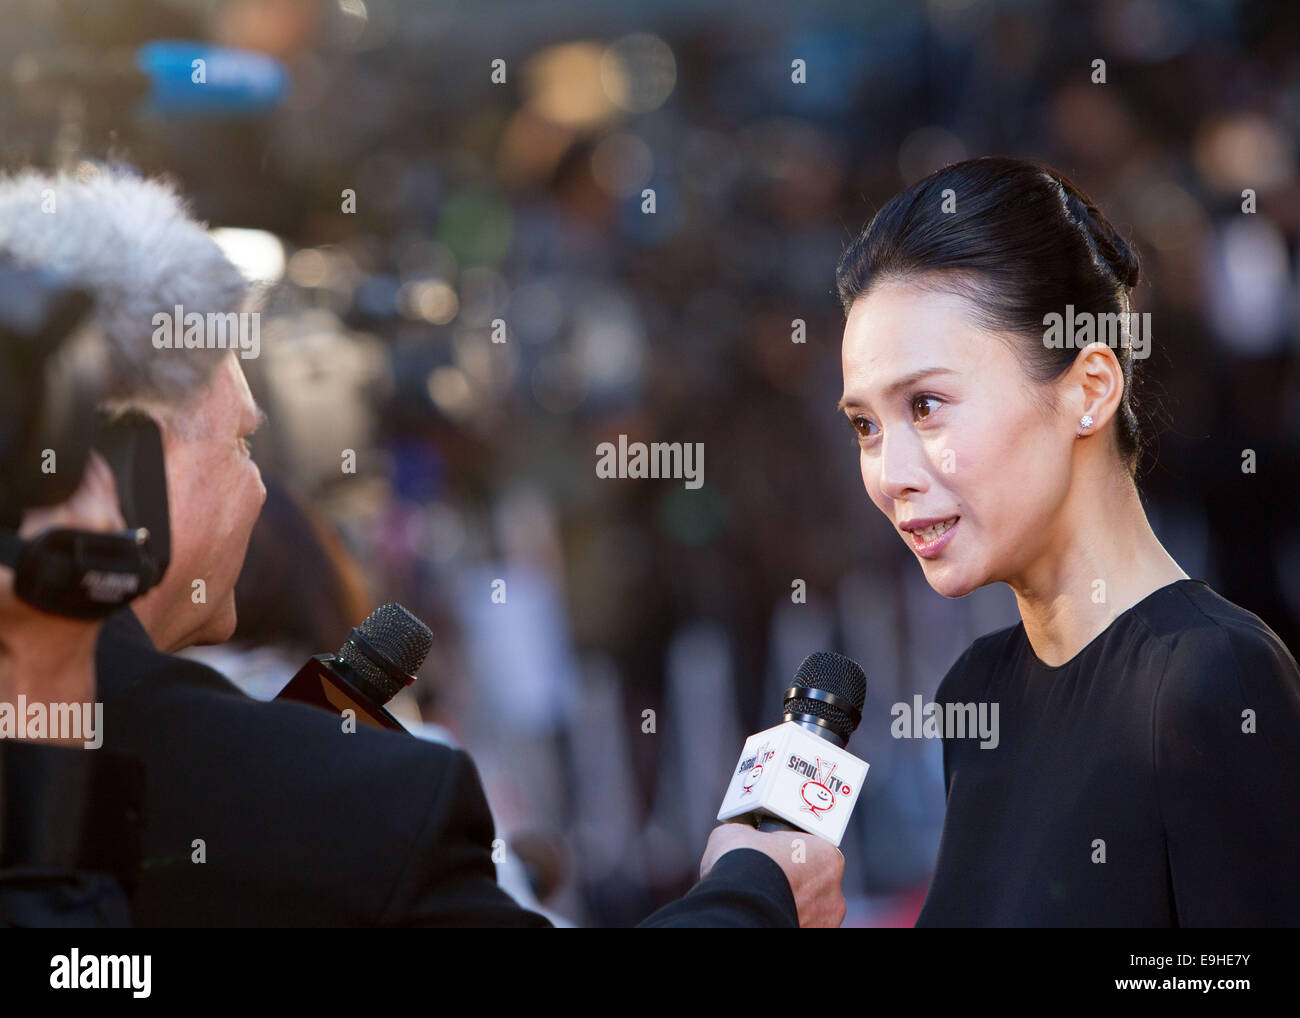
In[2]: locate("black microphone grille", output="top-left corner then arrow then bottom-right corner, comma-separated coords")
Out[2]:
338,602 -> 433,701
783,651 -> 867,743
795,651 -> 866,709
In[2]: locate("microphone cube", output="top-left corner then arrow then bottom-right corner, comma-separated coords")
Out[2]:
716,721 -> 869,847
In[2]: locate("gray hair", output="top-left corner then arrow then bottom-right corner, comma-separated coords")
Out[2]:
0,164 -> 247,405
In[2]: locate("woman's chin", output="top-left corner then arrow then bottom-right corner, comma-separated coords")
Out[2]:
920,560 -> 981,599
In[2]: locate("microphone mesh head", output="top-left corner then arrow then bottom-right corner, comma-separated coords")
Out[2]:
338,602 -> 433,700
784,651 -> 867,742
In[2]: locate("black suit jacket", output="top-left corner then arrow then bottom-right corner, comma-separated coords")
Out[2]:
1,741 -> 140,927
95,610 -> 797,927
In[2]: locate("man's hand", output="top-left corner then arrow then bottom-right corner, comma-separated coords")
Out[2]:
700,823 -> 846,928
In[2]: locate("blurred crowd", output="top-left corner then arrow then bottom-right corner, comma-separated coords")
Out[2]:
4,0 -> 1297,925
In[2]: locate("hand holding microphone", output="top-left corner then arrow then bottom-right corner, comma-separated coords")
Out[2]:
699,822 -> 847,928
701,651 -> 869,927
274,602 -> 433,733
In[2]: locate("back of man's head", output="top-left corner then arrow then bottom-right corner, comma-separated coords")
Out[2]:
0,165 -> 246,405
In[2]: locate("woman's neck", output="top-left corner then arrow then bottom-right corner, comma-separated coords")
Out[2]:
1009,470 -> 1187,667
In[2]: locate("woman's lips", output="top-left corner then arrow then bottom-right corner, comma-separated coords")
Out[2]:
904,516 -> 959,559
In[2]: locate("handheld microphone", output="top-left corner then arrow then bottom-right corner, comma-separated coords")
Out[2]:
275,603 -> 433,734
716,651 -> 869,847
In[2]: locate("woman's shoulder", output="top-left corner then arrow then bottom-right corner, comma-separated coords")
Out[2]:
1138,580 -> 1296,671
1140,580 -> 1300,719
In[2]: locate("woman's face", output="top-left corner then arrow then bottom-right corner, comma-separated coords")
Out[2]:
839,277 -> 1075,598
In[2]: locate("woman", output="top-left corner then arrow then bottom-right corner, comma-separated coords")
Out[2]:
834,156 -> 1300,926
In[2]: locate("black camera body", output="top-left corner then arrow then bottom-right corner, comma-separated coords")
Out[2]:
0,261 -> 169,618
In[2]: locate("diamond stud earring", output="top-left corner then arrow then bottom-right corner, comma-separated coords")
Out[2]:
1079,414 -> 1094,431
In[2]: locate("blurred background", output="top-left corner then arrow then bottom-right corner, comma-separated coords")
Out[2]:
3,0 -> 1297,925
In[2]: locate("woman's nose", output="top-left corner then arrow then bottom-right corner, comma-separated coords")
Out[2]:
877,429 -> 930,503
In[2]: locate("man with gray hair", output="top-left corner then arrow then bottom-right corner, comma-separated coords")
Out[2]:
0,166 -> 845,927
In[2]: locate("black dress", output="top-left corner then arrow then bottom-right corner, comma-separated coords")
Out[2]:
914,579 -> 1300,927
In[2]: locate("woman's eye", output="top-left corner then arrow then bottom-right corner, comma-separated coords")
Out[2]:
850,416 -> 877,439
912,395 -> 942,421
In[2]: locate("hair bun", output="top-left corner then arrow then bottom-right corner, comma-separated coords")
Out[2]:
1063,187 -> 1140,289
1111,239 -> 1140,289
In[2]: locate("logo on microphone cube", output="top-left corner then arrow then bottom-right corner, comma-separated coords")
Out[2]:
798,759 -> 838,818
717,721 -> 869,847
740,741 -> 775,796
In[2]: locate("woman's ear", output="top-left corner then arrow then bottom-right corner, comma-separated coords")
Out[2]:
1069,341 -> 1124,437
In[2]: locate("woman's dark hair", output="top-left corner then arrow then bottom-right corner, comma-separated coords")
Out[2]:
232,477 -> 373,655
835,156 -> 1143,475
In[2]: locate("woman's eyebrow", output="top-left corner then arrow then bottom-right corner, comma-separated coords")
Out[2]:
838,367 -> 957,411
